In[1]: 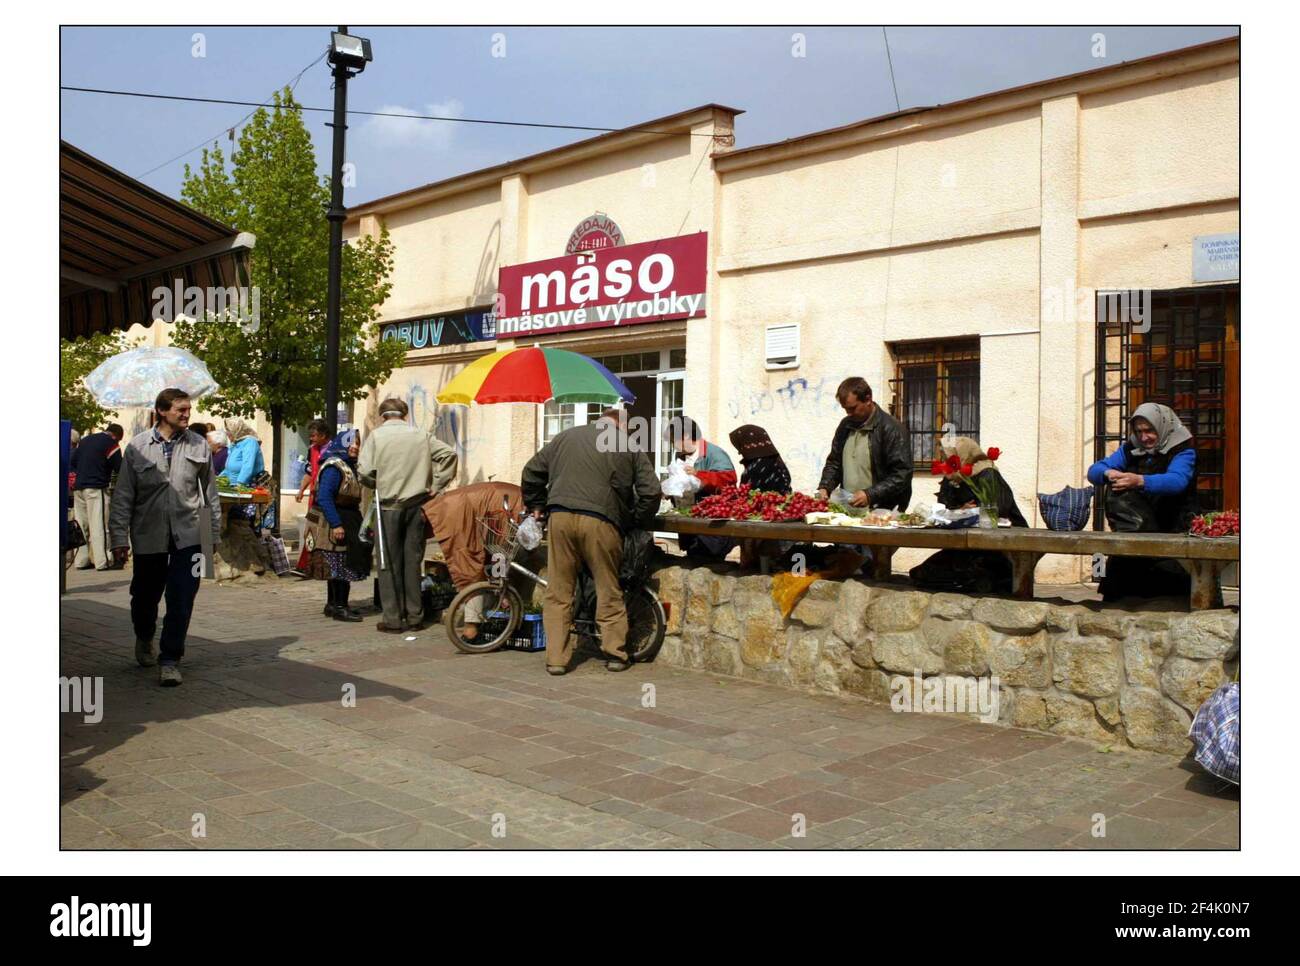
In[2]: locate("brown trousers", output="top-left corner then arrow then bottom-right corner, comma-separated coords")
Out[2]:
543,511 -> 627,666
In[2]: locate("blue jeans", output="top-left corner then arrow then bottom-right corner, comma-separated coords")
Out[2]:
130,541 -> 202,664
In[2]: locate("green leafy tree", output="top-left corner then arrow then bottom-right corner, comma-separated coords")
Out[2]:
174,87 -> 405,487
60,332 -> 133,433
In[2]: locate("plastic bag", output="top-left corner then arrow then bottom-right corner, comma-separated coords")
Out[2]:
517,514 -> 544,551
662,458 -> 702,499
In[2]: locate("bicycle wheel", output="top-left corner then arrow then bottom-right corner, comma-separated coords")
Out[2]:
444,582 -> 523,654
624,586 -> 666,663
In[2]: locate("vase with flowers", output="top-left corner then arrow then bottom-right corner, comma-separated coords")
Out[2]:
931,446 -> 1003,528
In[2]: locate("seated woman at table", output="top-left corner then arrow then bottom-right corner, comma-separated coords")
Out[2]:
306,429 -> 370,621
910,437 -> 1027,594
222,417 -> 265,485
728,424 -> 793,570
1087,403 -> 1198,601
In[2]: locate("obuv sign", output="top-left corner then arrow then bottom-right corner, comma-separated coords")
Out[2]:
494,232 -> 707,339
380,308 -> 496,348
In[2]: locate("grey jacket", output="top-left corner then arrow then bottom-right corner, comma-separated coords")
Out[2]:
109,428 -> 222,554
521,419 -> 661,532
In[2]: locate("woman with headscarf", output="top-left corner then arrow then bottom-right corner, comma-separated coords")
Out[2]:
726,424 -> 793,570
910,436 -> 1028,594
1088,402 -> 1197,532
728,424 -> 793,494
305,429 -> 370,621
1087,403 -> 1199,600
222,417 -> 266,486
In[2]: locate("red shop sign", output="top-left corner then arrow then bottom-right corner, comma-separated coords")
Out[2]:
495,232 -> 707,339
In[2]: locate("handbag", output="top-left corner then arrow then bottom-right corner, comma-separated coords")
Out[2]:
1038,485 -> 1093,531
260,532 -> 292,574
64,519 -> 86,550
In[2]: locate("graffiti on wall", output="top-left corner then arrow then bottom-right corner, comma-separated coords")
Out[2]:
726,375 -> 844,421
403,382 -> 488,464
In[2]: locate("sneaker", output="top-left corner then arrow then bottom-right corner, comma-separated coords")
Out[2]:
134,637 -> 156,668
159,664 -> 183,687
546,665 -> 568,676
604,658 -> 633,672
332,607 -> 363,623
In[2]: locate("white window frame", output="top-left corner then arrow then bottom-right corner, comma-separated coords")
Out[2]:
536,347 -> 685,464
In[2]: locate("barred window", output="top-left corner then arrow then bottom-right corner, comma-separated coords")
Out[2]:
888,339 -> 980,468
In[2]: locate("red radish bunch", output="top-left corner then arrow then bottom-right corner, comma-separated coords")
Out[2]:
691,484 -> 828,522
1189,510 -> 1239,537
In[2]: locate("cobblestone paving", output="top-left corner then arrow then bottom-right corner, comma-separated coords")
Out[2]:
59,567 -> 1239,850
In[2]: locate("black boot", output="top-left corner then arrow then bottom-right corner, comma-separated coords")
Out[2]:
333,580 -> 362,622
323,580 -> 340,618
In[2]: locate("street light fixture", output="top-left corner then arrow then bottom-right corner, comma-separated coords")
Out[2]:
323,27 -> 372,436
329,31 -> 372,72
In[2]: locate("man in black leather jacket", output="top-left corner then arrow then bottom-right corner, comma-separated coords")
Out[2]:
815,377 -> 913,511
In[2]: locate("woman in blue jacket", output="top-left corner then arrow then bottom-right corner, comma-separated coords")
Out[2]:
306,429 -> 371,621
1087,402 -> 1198,600
222,418 -> 265,486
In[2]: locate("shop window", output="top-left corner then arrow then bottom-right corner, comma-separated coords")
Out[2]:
888,339 -> 980,468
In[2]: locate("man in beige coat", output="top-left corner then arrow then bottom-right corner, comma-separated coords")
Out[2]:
357,398 -> 458,631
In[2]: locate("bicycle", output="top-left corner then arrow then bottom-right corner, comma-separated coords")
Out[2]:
443,504 -> 666,662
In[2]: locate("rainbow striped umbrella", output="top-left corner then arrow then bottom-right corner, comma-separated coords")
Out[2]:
436,347 -> 635,406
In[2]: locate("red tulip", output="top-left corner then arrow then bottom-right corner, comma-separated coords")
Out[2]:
961,463 -> 974,477
986,447 -> 1001,461
931,460 -> 945,476
946,454 -> 962,471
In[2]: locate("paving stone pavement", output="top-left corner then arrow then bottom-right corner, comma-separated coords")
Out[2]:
59,567 -> 1239,850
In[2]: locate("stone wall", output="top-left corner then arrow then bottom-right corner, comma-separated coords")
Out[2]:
651,562 -> 1239,755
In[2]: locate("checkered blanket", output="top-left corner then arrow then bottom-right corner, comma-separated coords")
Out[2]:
1189,682 -> 1240,785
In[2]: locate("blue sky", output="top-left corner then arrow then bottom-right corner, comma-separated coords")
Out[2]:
60,25 -> 1238,206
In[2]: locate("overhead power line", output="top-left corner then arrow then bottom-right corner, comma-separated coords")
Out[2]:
60,85 -> 723,140
132,50 -> 329,179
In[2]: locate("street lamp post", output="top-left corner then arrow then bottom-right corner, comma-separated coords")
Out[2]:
324,27 -> 372,434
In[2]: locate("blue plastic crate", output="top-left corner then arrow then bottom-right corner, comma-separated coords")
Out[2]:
510,613 -> 546,652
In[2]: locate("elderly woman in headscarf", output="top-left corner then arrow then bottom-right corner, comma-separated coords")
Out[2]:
910,436 -> 1028,594
1087,403 -> 1199,601
726,425 -> 794,571
306,429 -> 370,621
728,424 -> 792,495
222,417 -> 266,486
1088,403 -> 1197,533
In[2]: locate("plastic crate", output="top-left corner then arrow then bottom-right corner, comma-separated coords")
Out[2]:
509,613 -> 546,652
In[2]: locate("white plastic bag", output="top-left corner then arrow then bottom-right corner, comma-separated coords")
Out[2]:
662,458 -> 702,499
517,515 -> 544,551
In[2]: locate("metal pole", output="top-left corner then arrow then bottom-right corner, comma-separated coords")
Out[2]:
323,25 -> 349,435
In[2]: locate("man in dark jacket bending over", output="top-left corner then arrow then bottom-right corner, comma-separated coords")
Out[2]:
522,408 -> 661,675
815,376 -> 913,511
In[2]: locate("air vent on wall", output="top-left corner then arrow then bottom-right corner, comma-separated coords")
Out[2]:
765,323 -> 799,370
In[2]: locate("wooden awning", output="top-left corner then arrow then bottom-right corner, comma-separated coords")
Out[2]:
60,140 -> 255,340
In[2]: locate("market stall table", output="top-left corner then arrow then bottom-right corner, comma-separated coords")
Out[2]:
654,515 -> 1239,610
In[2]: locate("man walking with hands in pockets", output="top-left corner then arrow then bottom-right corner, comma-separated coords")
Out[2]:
358,398 -> 458,632
109,388 -> 221,687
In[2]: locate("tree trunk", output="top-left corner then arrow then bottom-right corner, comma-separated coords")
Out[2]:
270,406 -> 284,536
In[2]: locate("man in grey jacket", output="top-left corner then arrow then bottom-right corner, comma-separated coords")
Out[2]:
521,408 -> 661,674
357,398 -> 458,632
109,388 -> 222,686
